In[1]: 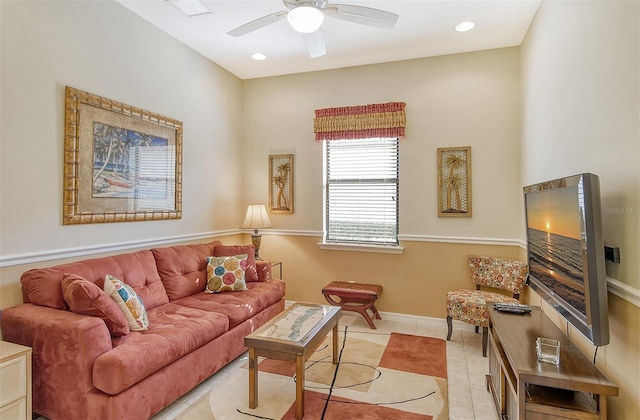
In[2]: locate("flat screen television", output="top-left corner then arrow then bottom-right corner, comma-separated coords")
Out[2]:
523,173 -> 610,346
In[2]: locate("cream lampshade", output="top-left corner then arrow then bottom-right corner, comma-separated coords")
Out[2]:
240,204 -> 273,260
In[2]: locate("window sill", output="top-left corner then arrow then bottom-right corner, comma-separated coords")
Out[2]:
317,242 -> 404,254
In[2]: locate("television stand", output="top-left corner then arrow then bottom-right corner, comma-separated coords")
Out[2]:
486,306 -> 618,419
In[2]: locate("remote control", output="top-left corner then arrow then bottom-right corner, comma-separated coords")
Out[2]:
496,306 -> 531,314
494,302 -> 531,310
493,302 -> 528,307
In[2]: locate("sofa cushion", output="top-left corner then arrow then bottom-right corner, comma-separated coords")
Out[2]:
104,274 -> 149,331
214,244 -> 259,282
256,260 -> 273,281
175,279 -> 286,328
245,280 -> 287,311
93,303 -> 229,395
61,274 -> 130,336
20,250 -> 169,311
151,241 -> 222,301
205,255 -> 248,293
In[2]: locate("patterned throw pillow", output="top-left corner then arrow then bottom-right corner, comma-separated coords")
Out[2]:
205,254 -> 248,293
213,245 -> 259,282
103,274 -> 149,331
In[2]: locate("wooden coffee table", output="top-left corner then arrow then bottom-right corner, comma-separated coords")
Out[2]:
244,302 -> 342,419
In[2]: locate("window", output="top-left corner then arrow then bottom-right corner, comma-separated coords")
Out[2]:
323,138 -> 399,245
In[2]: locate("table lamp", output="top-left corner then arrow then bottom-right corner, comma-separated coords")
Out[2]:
240,204 -> 273,260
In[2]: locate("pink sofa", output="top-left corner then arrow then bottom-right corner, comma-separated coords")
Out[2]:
0,241 -> 286,420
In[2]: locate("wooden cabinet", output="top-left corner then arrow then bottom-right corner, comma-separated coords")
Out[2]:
0,342 -> 32,420
486,306 -> 618,420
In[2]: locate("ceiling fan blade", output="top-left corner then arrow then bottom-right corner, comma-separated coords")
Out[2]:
303,30 -> 327,58
324,4 -> 398,29
227,11 -> 288,37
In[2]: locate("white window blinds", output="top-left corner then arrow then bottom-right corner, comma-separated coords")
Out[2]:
323,138 -> 399,245
129,145 -> 176,210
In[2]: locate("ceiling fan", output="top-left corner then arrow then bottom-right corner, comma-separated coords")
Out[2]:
227,0 -> 399,58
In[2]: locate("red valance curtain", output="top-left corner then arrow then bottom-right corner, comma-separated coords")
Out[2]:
313,102 -> 406,142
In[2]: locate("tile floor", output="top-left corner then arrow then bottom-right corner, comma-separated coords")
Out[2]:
150,312 -> 500,420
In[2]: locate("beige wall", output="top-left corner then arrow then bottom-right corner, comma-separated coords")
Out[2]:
243,47 -> 524,240
242,46 -> 526,321
521,0 -> 640,416
521,0 -> 640,290
0,0 -> 244,258
0,1 -> 245,308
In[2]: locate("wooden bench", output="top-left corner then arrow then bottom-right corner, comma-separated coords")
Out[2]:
322,281 -> 383,329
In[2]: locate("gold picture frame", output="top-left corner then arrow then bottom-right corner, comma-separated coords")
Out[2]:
437,146 -> 471,217
63,86 -> 183,225
268,154 -> 294,214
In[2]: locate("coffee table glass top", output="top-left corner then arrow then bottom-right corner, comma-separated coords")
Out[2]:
256,304 -> 335,342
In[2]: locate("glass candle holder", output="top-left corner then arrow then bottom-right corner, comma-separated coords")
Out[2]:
536,337 -> 560,365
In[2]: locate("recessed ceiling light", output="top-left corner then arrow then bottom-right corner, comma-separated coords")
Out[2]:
251,53 -> 267,61
171,0 -> 210,17
455,21 -> 475,32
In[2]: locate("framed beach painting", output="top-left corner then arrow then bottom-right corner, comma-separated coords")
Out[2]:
63,86 -> 183,225
437,146 -> 471,217
268,154 -> 294,214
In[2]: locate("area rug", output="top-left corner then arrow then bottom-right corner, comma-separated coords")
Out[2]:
177,328 -> 448,420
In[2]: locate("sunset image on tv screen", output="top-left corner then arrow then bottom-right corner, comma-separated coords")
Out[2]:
526,186 -> 586,316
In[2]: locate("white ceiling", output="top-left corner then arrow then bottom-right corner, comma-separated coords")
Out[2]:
117,0 -> 541,80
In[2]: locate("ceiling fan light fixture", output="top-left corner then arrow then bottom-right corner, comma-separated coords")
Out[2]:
287,6 -> 324,33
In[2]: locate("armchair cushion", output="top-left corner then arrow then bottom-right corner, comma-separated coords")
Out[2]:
467,255 -> 528,294
446,289 -> 520,328
447,256 -> 528,357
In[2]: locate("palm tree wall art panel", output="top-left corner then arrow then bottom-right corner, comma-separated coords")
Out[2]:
437,147 -> 471,217
269,154 -> 294,214
63,86 -> 183,225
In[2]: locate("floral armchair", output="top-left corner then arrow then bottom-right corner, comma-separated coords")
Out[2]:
446,255 -> 528,356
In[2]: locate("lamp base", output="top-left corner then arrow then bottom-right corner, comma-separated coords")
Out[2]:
251,231 -> 263,260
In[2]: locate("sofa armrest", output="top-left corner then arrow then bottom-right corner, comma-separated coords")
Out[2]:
256,260 -> 273,281
0,304 -> 113,419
